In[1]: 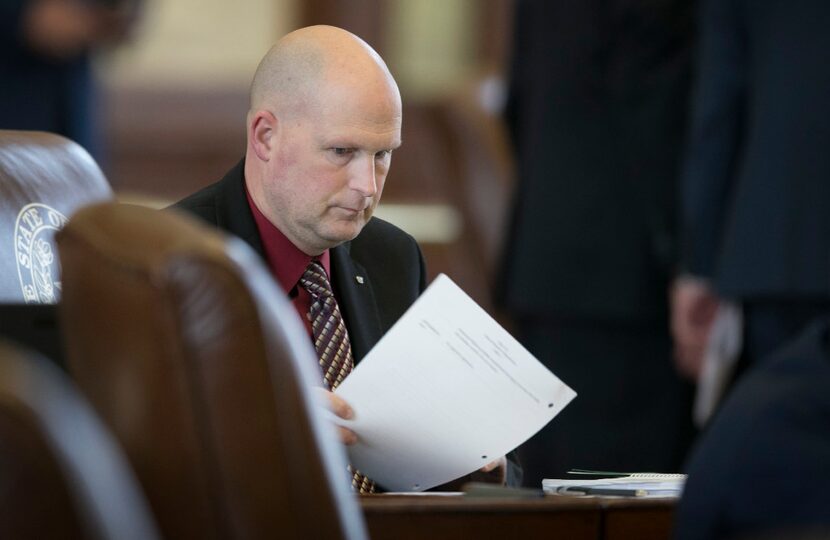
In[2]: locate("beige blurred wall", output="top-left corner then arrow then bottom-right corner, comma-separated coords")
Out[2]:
387,0 -> 476,101
100,0 -> 477,98
102,0 -> 298,90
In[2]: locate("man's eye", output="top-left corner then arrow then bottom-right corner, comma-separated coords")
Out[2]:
332,147 -> 352,156
375,150 -> 392,159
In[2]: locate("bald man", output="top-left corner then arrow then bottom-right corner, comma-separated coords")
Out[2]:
174,26 -> 519,490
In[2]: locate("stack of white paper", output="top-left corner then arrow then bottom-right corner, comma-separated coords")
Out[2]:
543,474 -> 686,498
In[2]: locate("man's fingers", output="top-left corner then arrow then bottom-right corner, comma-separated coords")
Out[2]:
480,460 -> 499,473
479,456 -> 506,473
338,426 -> 358,446
314,388 -> 357,444
314,387 -> 354,419
328,392 -> 354,420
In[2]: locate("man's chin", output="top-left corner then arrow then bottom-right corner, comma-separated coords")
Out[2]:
321,221 -> 368,246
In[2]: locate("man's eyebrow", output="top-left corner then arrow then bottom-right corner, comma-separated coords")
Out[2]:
318,134 -> 403,152
322,138 -> 402,151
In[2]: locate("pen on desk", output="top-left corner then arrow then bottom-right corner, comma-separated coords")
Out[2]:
556,486 -> 648,497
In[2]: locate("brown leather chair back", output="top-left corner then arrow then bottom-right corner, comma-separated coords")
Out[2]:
0,130 -> 112,303
57,203 -> 367,540
0,340 -> 159,540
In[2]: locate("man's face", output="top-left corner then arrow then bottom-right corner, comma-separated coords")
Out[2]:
260,81 -> 402,255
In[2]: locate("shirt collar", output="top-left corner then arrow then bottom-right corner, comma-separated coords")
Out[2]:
245,186 -> 331,293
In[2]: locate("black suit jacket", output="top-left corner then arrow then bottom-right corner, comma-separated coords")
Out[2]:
173,160 -> 426,362
674,319 -> 830,539
174,160 -> 523,488
499,0 -> 695,322
680,0 -> 830,299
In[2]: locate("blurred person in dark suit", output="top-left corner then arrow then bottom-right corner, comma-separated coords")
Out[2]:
499,0 -> 697,486
672,1 -> 830,535
674,318 -> 830,540
0,0 -> 139,157
671,0 -> 830,393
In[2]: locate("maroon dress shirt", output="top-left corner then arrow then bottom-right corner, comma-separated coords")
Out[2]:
245,188 -> 331,339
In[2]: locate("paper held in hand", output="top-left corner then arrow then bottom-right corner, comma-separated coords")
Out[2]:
334,273 -> 576,491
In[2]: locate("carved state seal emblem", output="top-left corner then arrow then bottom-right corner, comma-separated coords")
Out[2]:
14,203 -> 68,304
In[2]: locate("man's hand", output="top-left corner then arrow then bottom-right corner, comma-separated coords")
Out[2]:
23,0 -> 136,60
478,456 -> 507,484
316,388 -> 358,445
670,276 -> 720,380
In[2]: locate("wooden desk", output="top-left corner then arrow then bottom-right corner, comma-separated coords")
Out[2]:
361,495 -> 674,540
601,498 -> 675,540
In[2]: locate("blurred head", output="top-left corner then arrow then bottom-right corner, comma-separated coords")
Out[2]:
244,25 -> 402,256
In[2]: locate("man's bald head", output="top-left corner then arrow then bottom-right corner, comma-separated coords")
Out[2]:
244,25 -> 402,255
249,25 -> 399,118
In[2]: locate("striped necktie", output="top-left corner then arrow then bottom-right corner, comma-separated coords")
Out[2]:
299,260 -> 376,493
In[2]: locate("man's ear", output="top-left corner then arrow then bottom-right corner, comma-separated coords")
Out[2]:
248,110 -> 278,162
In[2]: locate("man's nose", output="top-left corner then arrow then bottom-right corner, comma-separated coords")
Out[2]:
350,157 -> 378,197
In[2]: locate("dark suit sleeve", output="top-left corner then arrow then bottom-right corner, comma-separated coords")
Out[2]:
680,0 -> 746,278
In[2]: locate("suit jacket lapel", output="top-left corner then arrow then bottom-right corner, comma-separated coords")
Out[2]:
331,242 -> 383,363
